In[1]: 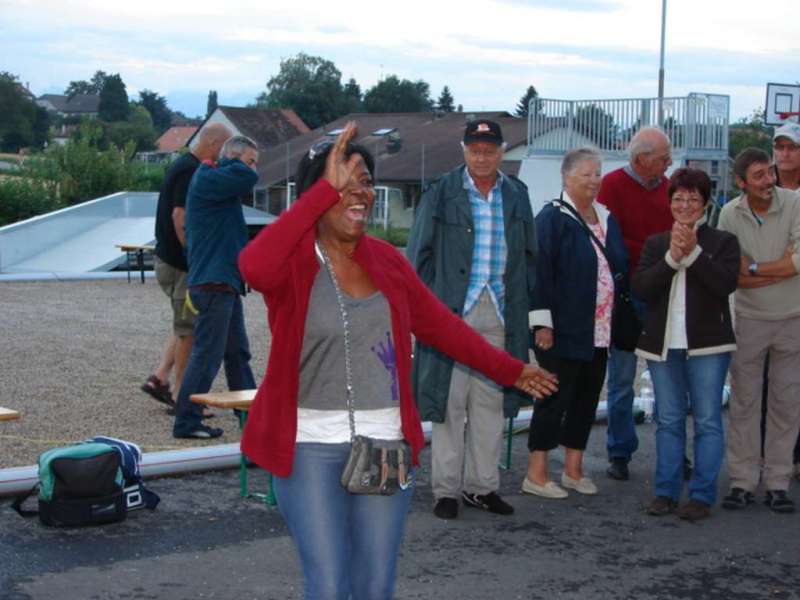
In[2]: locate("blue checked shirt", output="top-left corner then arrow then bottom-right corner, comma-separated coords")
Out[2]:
462,169 -> 507,323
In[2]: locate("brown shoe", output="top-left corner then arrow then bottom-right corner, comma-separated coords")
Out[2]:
646,496 -> 677,516
677,499 -> 711,521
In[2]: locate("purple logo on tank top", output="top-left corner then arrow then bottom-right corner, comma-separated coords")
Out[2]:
371,331 -> 399,402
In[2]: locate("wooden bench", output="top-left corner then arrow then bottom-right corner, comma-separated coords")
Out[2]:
116,244 -> 155,284
0,407 -> 20,421
190,390 -> 275,505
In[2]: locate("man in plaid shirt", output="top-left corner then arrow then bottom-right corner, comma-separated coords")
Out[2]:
408,120 -> 538,519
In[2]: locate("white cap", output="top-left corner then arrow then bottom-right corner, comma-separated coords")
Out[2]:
773,123 -> 800,145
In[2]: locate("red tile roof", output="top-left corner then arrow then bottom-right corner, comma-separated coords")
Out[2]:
156,126 -> 198,153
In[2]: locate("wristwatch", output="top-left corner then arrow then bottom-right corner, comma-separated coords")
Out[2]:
748,262 -> 759,276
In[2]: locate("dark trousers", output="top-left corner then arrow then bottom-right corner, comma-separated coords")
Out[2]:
528,348 -> 608,452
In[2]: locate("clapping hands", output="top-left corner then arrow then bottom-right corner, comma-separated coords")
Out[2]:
669,222 -> 697,263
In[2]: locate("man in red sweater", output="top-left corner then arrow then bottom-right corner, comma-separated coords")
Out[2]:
598,127 -> 674,480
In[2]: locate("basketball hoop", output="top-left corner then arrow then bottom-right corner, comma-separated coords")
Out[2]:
778,111 -> 800,121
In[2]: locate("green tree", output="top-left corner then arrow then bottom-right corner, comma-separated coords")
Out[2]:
363,75 -> 433,113
99,73 -> 129,121
574,103 -> 617,147
206,90 -> 218,119
255,53 -> 348,129
729,109 -> 772,159
138,89 -> 171,133
105,104 -> 157,152
64,70 -> 108,98
437,86 -> 455,112
343,78 -> 363,113
515,85 -> 542,117
0,72 -> 49,151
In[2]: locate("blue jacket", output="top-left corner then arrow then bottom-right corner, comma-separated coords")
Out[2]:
185,158 -> 258,293
532,196 -> 628,361
407,166 -> 537,421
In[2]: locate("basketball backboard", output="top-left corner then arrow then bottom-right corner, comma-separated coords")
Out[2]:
765,82 -> 800,126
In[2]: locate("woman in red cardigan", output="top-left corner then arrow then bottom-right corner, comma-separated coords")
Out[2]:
238,123 -> 557,600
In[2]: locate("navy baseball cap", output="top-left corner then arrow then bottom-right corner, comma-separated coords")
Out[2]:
463,120 -> 504,145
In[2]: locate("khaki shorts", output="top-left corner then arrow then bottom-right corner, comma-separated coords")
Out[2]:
154,256 -> 195,337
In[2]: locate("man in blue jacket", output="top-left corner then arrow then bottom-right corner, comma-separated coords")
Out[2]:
408,120 -> 537,519
172,135 -> 260,439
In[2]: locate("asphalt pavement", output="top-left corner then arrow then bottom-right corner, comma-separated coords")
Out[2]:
2,420 -> 799,600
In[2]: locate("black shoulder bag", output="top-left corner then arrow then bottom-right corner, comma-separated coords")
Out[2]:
555,198 -> 642,352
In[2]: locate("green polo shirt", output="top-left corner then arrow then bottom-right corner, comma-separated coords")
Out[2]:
718,187 -> 800,320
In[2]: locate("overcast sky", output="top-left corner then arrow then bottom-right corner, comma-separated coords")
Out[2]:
2,0 -> 797,122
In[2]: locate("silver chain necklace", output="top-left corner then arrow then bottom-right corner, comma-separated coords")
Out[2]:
315,240 -> 357,442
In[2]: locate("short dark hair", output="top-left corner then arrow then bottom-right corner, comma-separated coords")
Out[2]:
733,148 -> 771,182
668,167 -> 712,205
295,140 -> 375,196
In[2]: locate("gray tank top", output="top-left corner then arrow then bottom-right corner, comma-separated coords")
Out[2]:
298,266 -> 399,410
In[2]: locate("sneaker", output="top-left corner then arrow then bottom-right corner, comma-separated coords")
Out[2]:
462,491 -> 514,515
141,375 -> 174,408
606,458 -> 629,481
764,490 -> 795,514
721,487 -> 754,510
521,478 -> 568,499
677,499 -> 711,521
561,473 -> 598,495
174,424 -> 223,439
646,496 -> 678,516
433,497 -> 458,519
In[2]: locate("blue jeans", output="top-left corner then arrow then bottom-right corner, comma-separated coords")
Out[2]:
648,350 -> 730,506
172,288 -> 255,435
605,295 -> 645,462
273,443 -> 414,600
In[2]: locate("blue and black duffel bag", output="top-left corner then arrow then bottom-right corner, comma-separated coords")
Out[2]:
12,437 -> 159,527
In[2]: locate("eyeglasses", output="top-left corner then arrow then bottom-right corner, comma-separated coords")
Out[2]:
465,147 -> 501,159
308,139 -> 335,160
671,194 -> 704,206
773,142 -> 800,153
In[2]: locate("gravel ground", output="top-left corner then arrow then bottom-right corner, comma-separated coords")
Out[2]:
0,279 -> 272,468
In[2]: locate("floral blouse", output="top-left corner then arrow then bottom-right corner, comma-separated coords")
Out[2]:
588,221 -> 614,348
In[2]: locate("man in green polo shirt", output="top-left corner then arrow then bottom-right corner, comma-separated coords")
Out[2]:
718,147 -> 800,514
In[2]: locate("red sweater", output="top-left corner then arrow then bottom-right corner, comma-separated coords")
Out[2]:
597,168 -> 673,273
238,179 -> 525,477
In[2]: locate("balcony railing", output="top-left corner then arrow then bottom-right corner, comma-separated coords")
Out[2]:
527,93 -> 730,156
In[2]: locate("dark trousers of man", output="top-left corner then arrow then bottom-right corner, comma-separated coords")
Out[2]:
528,348 -> 608,451
173,286 -> 256,436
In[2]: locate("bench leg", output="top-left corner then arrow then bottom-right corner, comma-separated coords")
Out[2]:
499,416 -> 514,470
237,410 -> 276,506
137,249 -> 145,284
126,251 -> 132,284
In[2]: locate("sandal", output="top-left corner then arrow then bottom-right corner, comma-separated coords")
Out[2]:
141,375 -> 175,408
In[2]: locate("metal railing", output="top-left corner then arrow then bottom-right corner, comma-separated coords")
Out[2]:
527,93 -> 730,156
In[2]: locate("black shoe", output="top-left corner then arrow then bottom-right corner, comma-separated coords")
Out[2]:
721,487 -> 754,510
462,491 -> 514,515
683,455 -> 693,481
764,490 -> 795,514
174,424 -> 223,439
606,458 -> 629,481
433,497 -> 458,519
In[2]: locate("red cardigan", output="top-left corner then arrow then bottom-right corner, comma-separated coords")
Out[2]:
238,179 -> 525,477
597,167 -> 673,273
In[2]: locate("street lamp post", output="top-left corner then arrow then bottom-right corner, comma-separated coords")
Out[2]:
657,0 -> 667,127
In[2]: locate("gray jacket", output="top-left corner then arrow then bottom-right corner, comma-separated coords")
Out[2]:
407,166 -> 537,422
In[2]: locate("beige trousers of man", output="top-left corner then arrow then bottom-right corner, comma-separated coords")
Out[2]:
727,315 -> 800,491
432,291 -> 505,499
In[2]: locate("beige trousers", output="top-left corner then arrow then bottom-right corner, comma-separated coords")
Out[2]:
432,291 -> 506,499
727,315 -> 800,491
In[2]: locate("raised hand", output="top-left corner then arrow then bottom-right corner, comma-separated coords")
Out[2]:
514,364 -> 558,399
323,121 -> 362,192
669,222 -> 686,262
